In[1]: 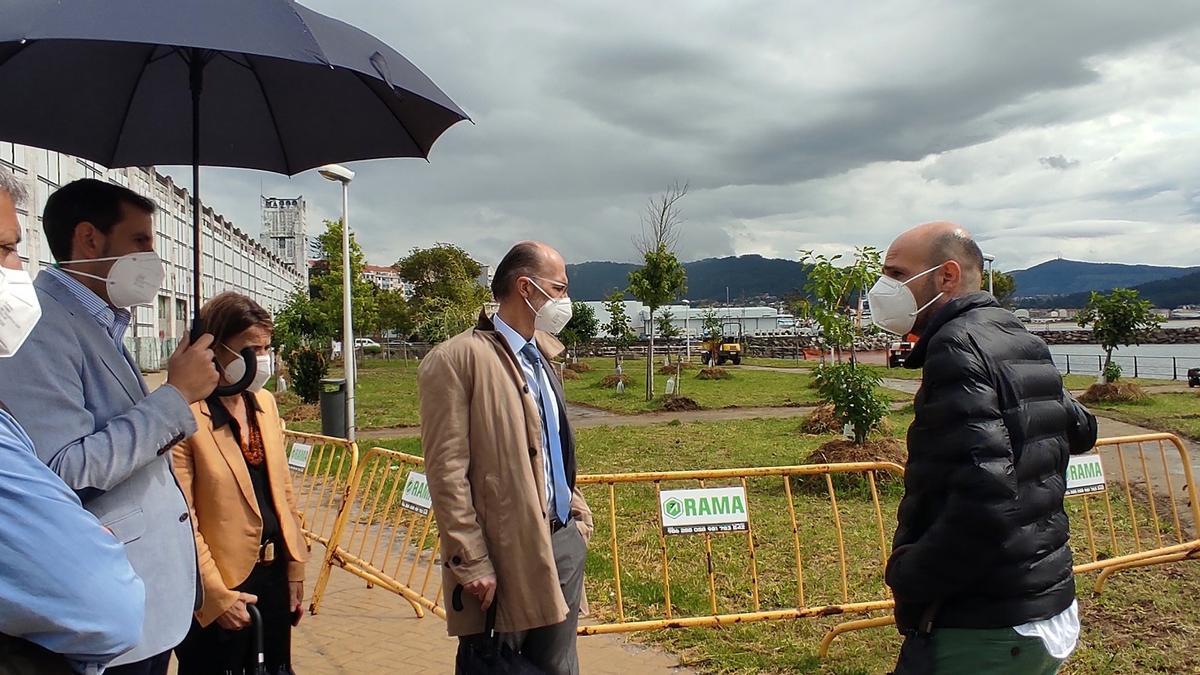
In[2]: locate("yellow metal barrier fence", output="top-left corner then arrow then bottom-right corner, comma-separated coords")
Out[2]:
282,430 -> 359,550
819,432 -> 1200,656
308,446 -> 444,618
307,433 -> 1200,657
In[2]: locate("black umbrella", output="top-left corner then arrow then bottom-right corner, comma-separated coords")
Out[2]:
0,0 -> 467,391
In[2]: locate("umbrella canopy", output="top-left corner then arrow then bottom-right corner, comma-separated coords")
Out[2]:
0,0 -> 467,393
0,0 -> 468,172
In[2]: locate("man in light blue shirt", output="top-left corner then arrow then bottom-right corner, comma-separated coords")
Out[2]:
0,169 -> 145,673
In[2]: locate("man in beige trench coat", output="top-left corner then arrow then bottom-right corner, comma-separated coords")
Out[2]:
420,240 -> 593,675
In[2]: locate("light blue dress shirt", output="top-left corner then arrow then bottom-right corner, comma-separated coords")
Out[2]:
0,409 -> 145,673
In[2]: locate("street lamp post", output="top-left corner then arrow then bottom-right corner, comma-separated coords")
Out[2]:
682,299 -> 691,362
319,164 -> 357,441
983,253 -> 995,296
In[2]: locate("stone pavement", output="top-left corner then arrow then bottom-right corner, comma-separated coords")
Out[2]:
166,543 -> 692,674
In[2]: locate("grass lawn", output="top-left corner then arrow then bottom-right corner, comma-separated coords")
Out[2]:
354,414 -> 1200,674
565,358 -> 823,414
277,357 -> 421,433
1085,392 -> 1200,441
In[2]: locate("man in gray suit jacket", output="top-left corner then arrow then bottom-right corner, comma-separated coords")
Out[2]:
0,179 -> 219,675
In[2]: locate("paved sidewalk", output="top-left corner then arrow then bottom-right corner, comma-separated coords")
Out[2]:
169,548 -> 692,674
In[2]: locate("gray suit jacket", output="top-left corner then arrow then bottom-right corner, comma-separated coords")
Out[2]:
0,272 -> 199,665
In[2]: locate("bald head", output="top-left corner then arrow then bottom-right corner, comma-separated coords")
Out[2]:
881,222 -> 984,334
492,240 -> 566,301
885,222 -> 984,288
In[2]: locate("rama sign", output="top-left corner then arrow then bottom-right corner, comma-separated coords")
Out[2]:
1065,454 -> 1106,496
659,486 -> 749,535
400,471 -> 432,515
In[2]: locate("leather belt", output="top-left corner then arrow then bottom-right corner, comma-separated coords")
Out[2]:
550,517 -> 572,534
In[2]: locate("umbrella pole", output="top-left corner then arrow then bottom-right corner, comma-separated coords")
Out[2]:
190,50 -> 203,325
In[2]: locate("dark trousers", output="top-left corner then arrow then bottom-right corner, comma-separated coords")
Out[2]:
105,651 -> 171,675
457,521 -> 587,675
175,561 -> 294,675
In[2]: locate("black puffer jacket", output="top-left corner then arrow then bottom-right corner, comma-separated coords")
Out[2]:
886,293 -> 1098,631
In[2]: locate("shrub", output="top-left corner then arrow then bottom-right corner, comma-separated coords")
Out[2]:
813,362 -> 888,446
1103,360 -> 1123,383
286,345 -> 327,404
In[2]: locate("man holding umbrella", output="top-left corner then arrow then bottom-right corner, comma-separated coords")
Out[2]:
0,179 -> 220,674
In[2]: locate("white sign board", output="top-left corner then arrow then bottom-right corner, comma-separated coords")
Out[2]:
288,443 -> 312,472
401,471 -> 433,515
659,487 -> 749,535
1066,454 -> 1106,496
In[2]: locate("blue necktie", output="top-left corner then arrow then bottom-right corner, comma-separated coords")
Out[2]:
521,343 -> 571,524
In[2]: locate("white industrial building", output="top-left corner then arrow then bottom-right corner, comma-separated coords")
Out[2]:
583,301 -> 788,338
1,141 -> 304,370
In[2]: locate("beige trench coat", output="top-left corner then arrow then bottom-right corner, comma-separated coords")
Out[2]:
419,312 -> 593,637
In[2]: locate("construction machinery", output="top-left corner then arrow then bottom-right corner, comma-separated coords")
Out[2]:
701,323 -> 743,366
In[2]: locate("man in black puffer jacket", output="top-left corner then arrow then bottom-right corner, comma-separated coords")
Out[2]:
870,222 -> 1098,674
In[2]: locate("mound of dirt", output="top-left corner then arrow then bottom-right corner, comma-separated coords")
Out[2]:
805,438 -> 907,466
598,374 -> 631,389
658,363 -> 694,375
1080,382 -> 1149,404
697,368 -> 732,381
561,368 -> 580,380
566,361 -> 593,373
800,403 -> 840,434
661,396 -> 701,412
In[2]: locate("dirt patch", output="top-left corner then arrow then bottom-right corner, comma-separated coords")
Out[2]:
800,403 -> 840,434
660,396 -> 701,412
566,361 -> 593,373
805,437 -> 907,465
1081,382 -> 1150,404
658,364 -> 694,375
598,374 -> 631,389
697,367 -> 732,380
561,368 -> 580,380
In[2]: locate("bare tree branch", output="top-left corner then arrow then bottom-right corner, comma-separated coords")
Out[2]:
636,181 -> 688,254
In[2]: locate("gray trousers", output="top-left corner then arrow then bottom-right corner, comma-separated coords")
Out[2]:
457,521 -> 587,675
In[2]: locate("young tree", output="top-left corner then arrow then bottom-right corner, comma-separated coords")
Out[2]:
376,288 -> 414,341
602,290 -> 634,368
273,289 -> 333,403
559,301 -> 599,360
627,182 -> 689,400
701,309 -> 723,366
395,244 -> 492,343
1077,288 -> 1162,383
800,247 -> 881,363
309,219 -> 379,342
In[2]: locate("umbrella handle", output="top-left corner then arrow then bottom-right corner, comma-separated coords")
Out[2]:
190,317 -> 258,397
246,604 -> 265,669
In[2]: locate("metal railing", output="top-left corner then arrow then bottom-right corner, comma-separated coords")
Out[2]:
282,429 -> 359,550
1052,352 -> 1200,381
819,432 -> 1200,656
305,433 -> 1200,659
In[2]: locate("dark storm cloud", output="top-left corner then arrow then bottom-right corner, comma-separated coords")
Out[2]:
182,0 -> 1200,269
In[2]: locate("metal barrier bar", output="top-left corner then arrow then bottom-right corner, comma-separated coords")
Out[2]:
282,430 -> 358,549
820,432 -> 1200,657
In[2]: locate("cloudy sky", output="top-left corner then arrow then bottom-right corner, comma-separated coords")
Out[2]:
166,0 -> 1200,272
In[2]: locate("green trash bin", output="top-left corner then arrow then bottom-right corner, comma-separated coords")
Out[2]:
319,378 -> 347,438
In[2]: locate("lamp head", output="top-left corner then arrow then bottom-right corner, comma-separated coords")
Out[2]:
318,164 -> 355,184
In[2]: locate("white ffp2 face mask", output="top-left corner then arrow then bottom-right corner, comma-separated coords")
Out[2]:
867,264 -> 945,336
0,267 -> 42,358
59,252 -> 164,307
524,278 -> 573,335
222,345 -> 272,393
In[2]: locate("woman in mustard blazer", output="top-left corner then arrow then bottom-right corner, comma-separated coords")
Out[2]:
172,292 -> 307,674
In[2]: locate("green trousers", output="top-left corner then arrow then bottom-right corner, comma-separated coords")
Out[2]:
931,627 -> 1063,674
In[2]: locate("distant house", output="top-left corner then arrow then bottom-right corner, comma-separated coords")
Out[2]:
363,264 -> 412,297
